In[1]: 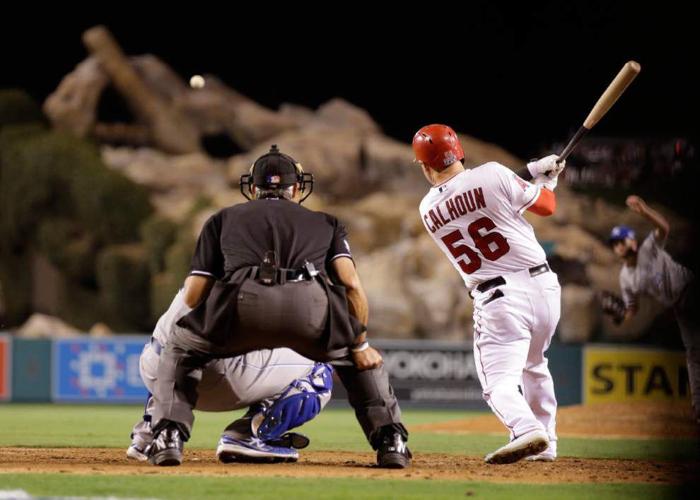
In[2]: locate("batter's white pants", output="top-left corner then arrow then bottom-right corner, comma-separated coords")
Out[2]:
472,268 -> 561,444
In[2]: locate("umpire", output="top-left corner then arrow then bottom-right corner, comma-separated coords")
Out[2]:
148,145 -> 411,468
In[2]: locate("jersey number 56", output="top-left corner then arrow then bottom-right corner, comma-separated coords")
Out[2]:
440,217 -> 510,274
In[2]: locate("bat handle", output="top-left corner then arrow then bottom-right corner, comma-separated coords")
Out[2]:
542,125 -> 591,176
557,125 -> 590,164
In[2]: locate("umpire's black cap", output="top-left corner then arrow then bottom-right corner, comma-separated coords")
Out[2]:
252,145 -> 299,188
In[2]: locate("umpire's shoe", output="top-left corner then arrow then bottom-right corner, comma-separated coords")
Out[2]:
148,424 -> 184,466
376,428 -> 412,469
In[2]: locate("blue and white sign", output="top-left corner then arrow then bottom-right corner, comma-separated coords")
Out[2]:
52,337 -> 149,402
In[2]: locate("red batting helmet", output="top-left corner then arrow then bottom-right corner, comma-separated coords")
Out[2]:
412,124 -> 465,171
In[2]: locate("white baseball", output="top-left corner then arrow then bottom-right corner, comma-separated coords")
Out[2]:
189,75 -> 205,89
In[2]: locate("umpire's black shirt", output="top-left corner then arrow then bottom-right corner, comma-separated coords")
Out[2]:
190,199 -> 353,279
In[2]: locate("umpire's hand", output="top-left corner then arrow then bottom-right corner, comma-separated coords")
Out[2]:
352,346 -> 384,371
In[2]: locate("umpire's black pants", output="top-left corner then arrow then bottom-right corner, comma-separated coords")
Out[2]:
151,279 -> 407,448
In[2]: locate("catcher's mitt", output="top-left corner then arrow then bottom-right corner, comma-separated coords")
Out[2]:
601,291 -> 626,324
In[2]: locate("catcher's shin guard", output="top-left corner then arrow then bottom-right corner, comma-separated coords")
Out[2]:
253,363 -> 333,441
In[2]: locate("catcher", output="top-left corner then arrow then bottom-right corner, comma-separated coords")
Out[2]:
127,289 -> 332,463
604,194 -> 698,422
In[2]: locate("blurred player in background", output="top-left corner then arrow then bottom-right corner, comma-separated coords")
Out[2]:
605,195 -> 698,423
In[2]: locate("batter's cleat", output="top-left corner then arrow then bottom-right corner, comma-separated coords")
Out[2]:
524,450 -> 556,462
376,432 -> 412,469
126,443 -> 149,462
148,426 -> 183,466
525,442 -> 557,462
216,435 -> 299,463
484,430 -> 549,465
266,432 -> 311,450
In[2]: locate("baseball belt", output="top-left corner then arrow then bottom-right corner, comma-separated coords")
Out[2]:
475,262 -> 550,294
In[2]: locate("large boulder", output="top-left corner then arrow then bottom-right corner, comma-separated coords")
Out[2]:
101,146 -> 229,221
355,234 -> 471,340
331,192 -> 424,254
458,134 -> 523,170
43,57 -> 108,136
362,134 -> 427,196
228,127 -> 366,200
402,234 -> 472,340
314,98 -> 381,135
356,241 -> 416,338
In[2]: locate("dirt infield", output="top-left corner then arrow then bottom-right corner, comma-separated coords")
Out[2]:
0,447 -> 696,484
1,402 -> 697,485
414,402 -> 700,439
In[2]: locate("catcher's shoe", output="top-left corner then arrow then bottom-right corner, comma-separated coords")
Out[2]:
126,433 -> 152,462
376,431 -> 412,469
148,426 -> 183,466
485,430 -> 549,465
266,432 -> 311,450
126,443 -> 149,462
216,435 -> 299,463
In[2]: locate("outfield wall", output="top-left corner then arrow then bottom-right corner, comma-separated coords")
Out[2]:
0,333 -> 690,407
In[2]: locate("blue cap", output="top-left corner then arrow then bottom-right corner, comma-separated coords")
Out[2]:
608,225 -> 635,244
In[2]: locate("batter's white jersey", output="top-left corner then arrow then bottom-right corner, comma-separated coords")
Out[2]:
419,162 -> 547,290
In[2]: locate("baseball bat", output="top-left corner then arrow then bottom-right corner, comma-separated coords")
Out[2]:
555,60 -> 641,165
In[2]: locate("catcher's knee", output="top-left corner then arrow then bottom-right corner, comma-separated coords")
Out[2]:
254,363 -> 333,441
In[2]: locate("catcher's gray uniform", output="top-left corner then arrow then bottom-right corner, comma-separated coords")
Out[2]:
131,289 -> 331,450
619,231 -> 699,418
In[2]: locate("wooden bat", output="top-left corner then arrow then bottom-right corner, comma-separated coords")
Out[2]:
555,60 -> 641,165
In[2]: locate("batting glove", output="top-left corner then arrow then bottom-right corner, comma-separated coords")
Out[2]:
527,154 -> 565,178
532,172 -> 558,191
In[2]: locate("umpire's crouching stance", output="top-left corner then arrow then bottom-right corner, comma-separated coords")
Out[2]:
149,145 -> 411,468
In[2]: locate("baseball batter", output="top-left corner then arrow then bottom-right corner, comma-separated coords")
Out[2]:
412,124 -> 564,463
128,288 -> 332,463
606,195 -> 698,422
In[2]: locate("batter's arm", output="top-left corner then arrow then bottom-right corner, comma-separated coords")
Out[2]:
527,188 -> 557,216
183,274 -> 215,308
626,195 -> 670,243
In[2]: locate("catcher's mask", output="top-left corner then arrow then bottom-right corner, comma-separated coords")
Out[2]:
240,144 -> 314,203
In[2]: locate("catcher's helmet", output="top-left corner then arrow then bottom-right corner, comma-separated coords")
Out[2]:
412,124 -> 464,171
240,145 -> 314,203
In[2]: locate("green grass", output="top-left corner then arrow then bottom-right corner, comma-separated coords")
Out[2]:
1,404 -> 698,499
0,404 -> 697,461
0,474 -> 687,500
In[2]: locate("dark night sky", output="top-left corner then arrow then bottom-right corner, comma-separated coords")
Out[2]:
2,2 -> 696,158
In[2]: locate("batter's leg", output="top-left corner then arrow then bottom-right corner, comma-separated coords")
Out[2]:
522,273 -> 561,449
473,289 -> 546,440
